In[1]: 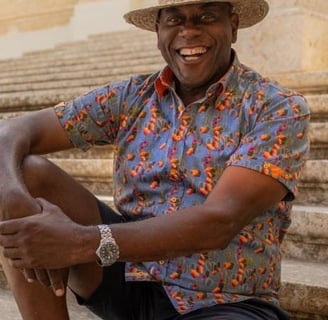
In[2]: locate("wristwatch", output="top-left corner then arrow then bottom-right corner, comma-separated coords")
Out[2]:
95,224 -> 120,267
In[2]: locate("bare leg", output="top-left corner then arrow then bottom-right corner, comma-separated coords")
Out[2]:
1,155 -> 104,319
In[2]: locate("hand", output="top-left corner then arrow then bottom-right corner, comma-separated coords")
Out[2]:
23,268 -> 68,297
0,191 -> 67,296
0,198 -> 88,269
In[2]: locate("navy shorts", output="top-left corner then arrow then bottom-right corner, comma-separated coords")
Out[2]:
77,200 -> 290,320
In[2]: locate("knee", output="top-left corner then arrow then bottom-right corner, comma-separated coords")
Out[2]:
22,155 -> 54,193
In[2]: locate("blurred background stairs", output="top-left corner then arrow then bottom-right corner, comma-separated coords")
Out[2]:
0,29 -> 327,319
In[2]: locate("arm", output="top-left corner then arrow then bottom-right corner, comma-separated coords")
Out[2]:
113,165 -> 288,261
0,165 -> 288,268
0,108 -> 73,295
0,108 -> 72,220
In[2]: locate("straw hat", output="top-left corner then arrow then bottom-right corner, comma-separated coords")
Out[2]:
124,0 -> 269,31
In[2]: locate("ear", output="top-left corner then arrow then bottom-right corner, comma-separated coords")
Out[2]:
156,29 -> 160,50
231,13 -> 239,43
155,23 -> 162,50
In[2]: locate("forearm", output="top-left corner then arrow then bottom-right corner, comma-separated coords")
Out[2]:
110,204 -> 233,263
101,167 -> 288,264
55,203 -> 230,267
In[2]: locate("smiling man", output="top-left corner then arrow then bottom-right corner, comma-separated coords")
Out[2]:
156,2 -> 237,105
0,1 -> 310,319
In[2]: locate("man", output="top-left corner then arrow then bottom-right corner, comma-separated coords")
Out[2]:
0,0 -> 310,319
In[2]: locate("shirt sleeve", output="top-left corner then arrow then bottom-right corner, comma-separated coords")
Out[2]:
226,89 -> 310,200
54,82 -> 126,151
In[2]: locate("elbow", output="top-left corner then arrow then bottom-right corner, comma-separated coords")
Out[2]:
217,222 -> 236,250
201,205 -> 240,251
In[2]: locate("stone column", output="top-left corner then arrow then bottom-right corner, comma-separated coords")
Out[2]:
0,0 -> 78,35
233,0 -> 328,75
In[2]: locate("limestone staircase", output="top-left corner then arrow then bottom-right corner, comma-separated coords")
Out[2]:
0,29 -> 327,319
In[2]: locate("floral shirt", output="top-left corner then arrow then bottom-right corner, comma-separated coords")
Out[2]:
54,52 -> 310,314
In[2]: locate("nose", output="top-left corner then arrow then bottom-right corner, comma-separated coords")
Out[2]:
179,18 -> 202,38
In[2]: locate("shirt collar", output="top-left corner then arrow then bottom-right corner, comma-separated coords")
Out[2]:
154,49 -> 241,100
154,65 -> 174,99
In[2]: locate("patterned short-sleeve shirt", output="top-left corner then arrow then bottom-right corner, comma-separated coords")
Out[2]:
54,52 -> 310,314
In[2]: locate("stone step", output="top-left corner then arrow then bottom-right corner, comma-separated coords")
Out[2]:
0,55 -> 163,82
0,28 -> 325,98
1,259 -> 327,320
51,158 -> 114,196
297,160 -> 328,205
282,205 -> 328,262
1,108 -> 326,151
48,158 -> 328,205
22,30 -> 156,59
0,70 -> 326,98
0,88 -> 96,112
61,123 -> 328,162
306,94 -> 328,121
272,71 -> 328,95
0,31 -> 147,64
0,102 -> 327,167
280,259 -> 328,320
0,37 -> 160,73
0,62 -> 164,94
310,122 -> 328,160
0,85 -> 326,119
0,59 -> 326,98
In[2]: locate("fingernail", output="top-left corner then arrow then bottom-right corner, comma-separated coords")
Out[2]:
55,288 -> 65,297
27,278 -> 34,283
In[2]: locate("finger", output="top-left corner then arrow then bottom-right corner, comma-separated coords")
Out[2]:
35,197 -> 56,212
2,247 -> 20,260
0,220 -> 19,235
48,269 -> 67,297
34,269 -> 51,287
0,234 -> 18,247
22,268 -> 37,283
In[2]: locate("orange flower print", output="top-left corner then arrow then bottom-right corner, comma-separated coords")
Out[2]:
150,180 -> 160,189
126,154 -> 135,161
223,262 -> 234,270
190,169 -> 201,177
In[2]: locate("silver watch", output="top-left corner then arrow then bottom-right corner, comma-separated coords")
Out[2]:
95,224 -> 120,267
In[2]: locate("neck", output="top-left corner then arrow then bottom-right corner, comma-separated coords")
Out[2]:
176,85 -> 208,106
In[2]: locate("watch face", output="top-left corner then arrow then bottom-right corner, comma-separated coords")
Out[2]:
101,242 -> 113,262
97,241 -> 119,266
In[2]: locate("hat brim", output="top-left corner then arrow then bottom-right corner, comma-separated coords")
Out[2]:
124,0 -> 269,32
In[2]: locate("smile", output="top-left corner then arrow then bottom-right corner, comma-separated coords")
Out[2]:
178,47 -> 208,61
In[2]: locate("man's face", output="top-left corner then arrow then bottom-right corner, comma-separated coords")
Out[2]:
156,2 -> 238,93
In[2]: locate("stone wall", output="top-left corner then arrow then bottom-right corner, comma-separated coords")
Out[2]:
0,0 -> 130,58
0,0 -> 118,34
0,0 -> 78,35
234,0 -> 328,74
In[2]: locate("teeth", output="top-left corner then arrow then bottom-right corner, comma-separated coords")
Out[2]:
179,47 -> 207,56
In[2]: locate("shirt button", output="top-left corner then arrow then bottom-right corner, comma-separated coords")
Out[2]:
158,260 -> 165,265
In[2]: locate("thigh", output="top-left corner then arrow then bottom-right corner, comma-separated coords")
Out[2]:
23,155 -> 102,226
68,200 -> 126,302
178,299 -> 289,320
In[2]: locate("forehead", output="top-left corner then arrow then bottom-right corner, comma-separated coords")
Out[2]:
160,2 -> 231,14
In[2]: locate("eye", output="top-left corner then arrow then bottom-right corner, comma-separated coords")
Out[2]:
199,13 -> 217,23
164,15 -> 183,26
